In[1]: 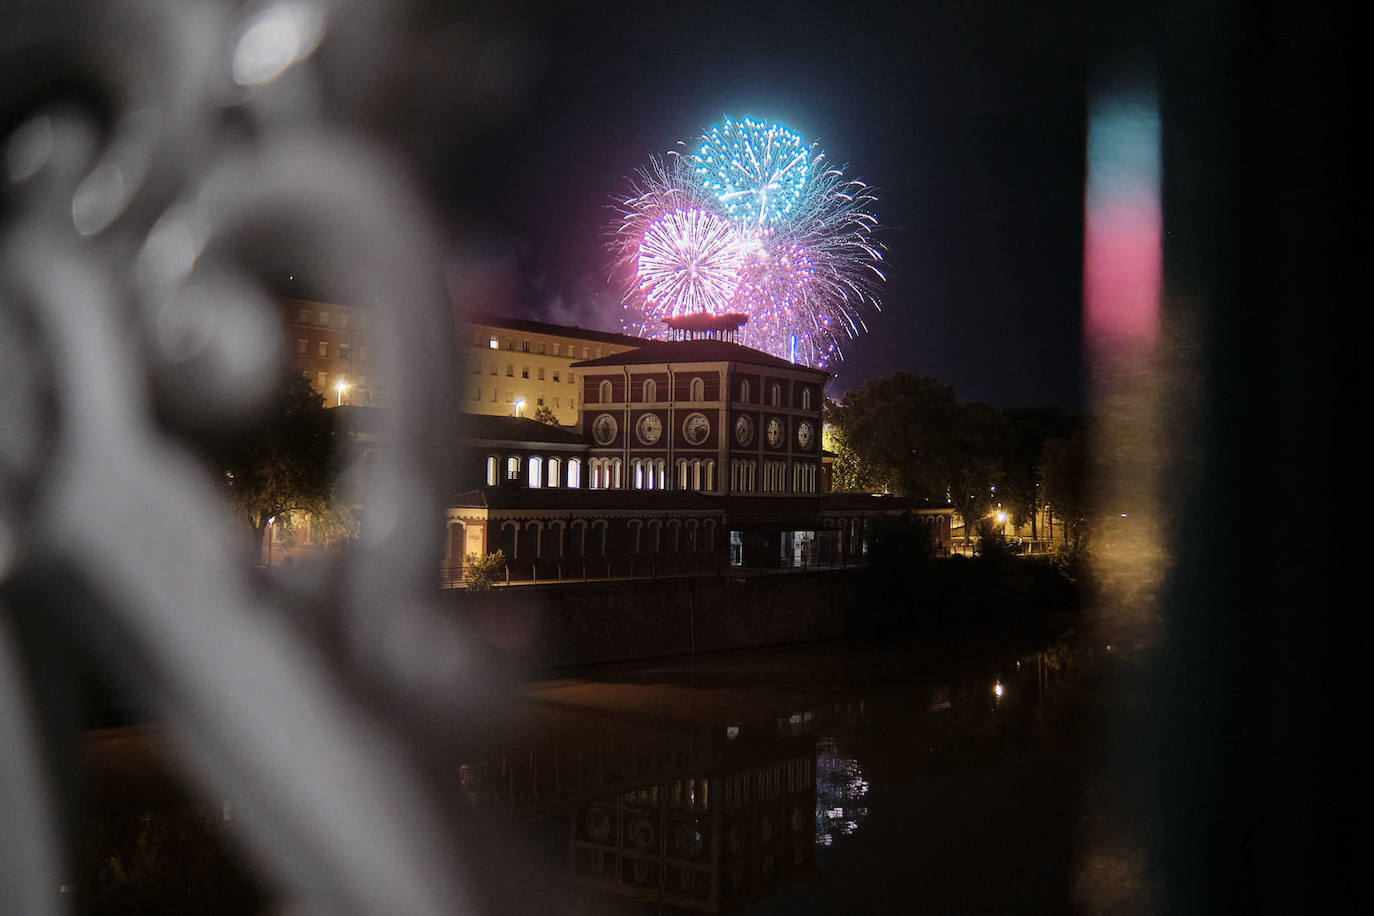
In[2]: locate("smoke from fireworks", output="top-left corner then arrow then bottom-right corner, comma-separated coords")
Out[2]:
613,118 -> 884,368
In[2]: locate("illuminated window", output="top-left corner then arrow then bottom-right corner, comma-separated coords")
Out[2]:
567,459 -> 581,488
486,456 -> 497,486
771,383 -> 781,407
317,341 -> 328,357
488,337 -> 498,349
547,457 -> 560,487
527,456 -> 542,488
802,388 -> 812,410
506,456 -> 519,480
521,365 -> 529,379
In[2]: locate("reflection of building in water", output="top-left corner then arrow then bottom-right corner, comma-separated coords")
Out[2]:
814,740 -> 870,847
570,751 -> 816,912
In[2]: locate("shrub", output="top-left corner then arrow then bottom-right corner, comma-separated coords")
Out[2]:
463,550 -> 506,592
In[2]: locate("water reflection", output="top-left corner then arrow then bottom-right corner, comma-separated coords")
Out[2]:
452,639 -> 1076,913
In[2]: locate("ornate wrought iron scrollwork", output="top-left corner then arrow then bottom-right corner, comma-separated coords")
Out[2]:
2,2 -> 518,912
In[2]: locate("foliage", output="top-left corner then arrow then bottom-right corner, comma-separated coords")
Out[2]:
532,405 -> 559,427
463,550 -> 506,592
827,372 -> 961,501
1038,429 -> 1088,547
1000,407 -> 1076,537
215,373 -> 340,561
821,409 -> 884,492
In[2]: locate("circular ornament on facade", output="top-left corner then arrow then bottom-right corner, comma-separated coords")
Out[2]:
766,416 -> 785,448
592,412 -> 618,445
683,411 -> 711,445
797,420 -> 814,450
734,413 -> 754,446
636,412 -> 663,445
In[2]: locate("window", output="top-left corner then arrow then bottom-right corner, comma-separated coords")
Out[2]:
488,362 -> 496,375
521,366 -> 529,379
643,379 -> 656,402
740,379 -> 751,403
473,387 -> 481,401
297,339 -> 307,355
537,367 -> 545,380
319,311 -> 329,326
318,341 -> 328,357
506,363 -> 514,377
339,344 -> 351,361
802,388 -> 812,410
690,377 -> 704,401
582,348 -> 589,359
536,397 -> 544,406
538,342 -> 546,355
553,343 -> 561,356
489,337 -> 498,349
547,457 -> 560,487
567,459 -> 581,488
486,456 -> 497,486
599,380 -> 613,404
298,308 -> 309,324
527,457 -> 542,488
506,456 -> 520,480
505,391 -> 514,403
521,340 -> 529,352
553,370 -> 561,383
771,383 -> 782,407
316,371 -> 327,390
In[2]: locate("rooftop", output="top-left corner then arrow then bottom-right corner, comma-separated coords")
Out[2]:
571,339 -> 828,376
462,313 -> 645,349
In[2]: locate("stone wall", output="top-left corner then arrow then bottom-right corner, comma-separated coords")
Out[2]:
445,571 -> 857,667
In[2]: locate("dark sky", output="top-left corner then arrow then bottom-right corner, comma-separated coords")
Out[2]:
417,0 -> 1087,410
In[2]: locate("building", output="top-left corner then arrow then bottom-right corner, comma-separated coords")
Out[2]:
282,298 -> 378,406
441,334 -> 954,582
456,314 -> 643,425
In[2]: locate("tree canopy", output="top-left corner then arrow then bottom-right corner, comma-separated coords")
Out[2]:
827,372 -> 1085,543
216,373 -> 341,559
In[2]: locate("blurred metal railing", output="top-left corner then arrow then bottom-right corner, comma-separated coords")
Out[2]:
1,2 -> 526,913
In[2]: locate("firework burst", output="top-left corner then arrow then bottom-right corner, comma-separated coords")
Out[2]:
612,120 -> 884,367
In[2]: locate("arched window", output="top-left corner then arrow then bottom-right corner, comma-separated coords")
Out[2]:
567,458 -> 581,489
643,379 -> 656,402
599,379 -> 613,404
705,459 -> 715,491
485,455 -> 497,486
527,456 -> 542,488
690,376 -> 704,401
677,458 -> 688,490
771,383 -> 782,407
547,457 -> 561,487
506,455 -> 520,481
633,458 -> 644,490
611,458 -> 623,489
740,379 -> 750,403
801,387 -> 812,410
656,459 -> 667,490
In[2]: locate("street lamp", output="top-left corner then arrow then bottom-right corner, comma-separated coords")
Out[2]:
336,380 -> 347,406
514,397 -> 525,417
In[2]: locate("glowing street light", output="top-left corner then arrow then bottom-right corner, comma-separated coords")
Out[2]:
514,397 -> 525,417
335,380 -> 347,406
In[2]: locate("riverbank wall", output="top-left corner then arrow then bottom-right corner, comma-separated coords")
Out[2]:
443,570 -> 858,667
444,559 -> 1079,668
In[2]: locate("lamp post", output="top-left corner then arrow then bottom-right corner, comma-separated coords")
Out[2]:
514,397 -> 525,418
336,380 -> 347,406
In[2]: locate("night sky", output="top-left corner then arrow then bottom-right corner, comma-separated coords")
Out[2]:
409,1 -> 1088,410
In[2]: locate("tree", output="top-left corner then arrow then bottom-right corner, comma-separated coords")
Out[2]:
216,374 -> 340,562
944,402 -> 1007,541
531,405 -> 559,427
1038,429 -> 1087,547
821,405 -> 884,492
1000,407 -> 1076,538
827,373 -> 960,501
